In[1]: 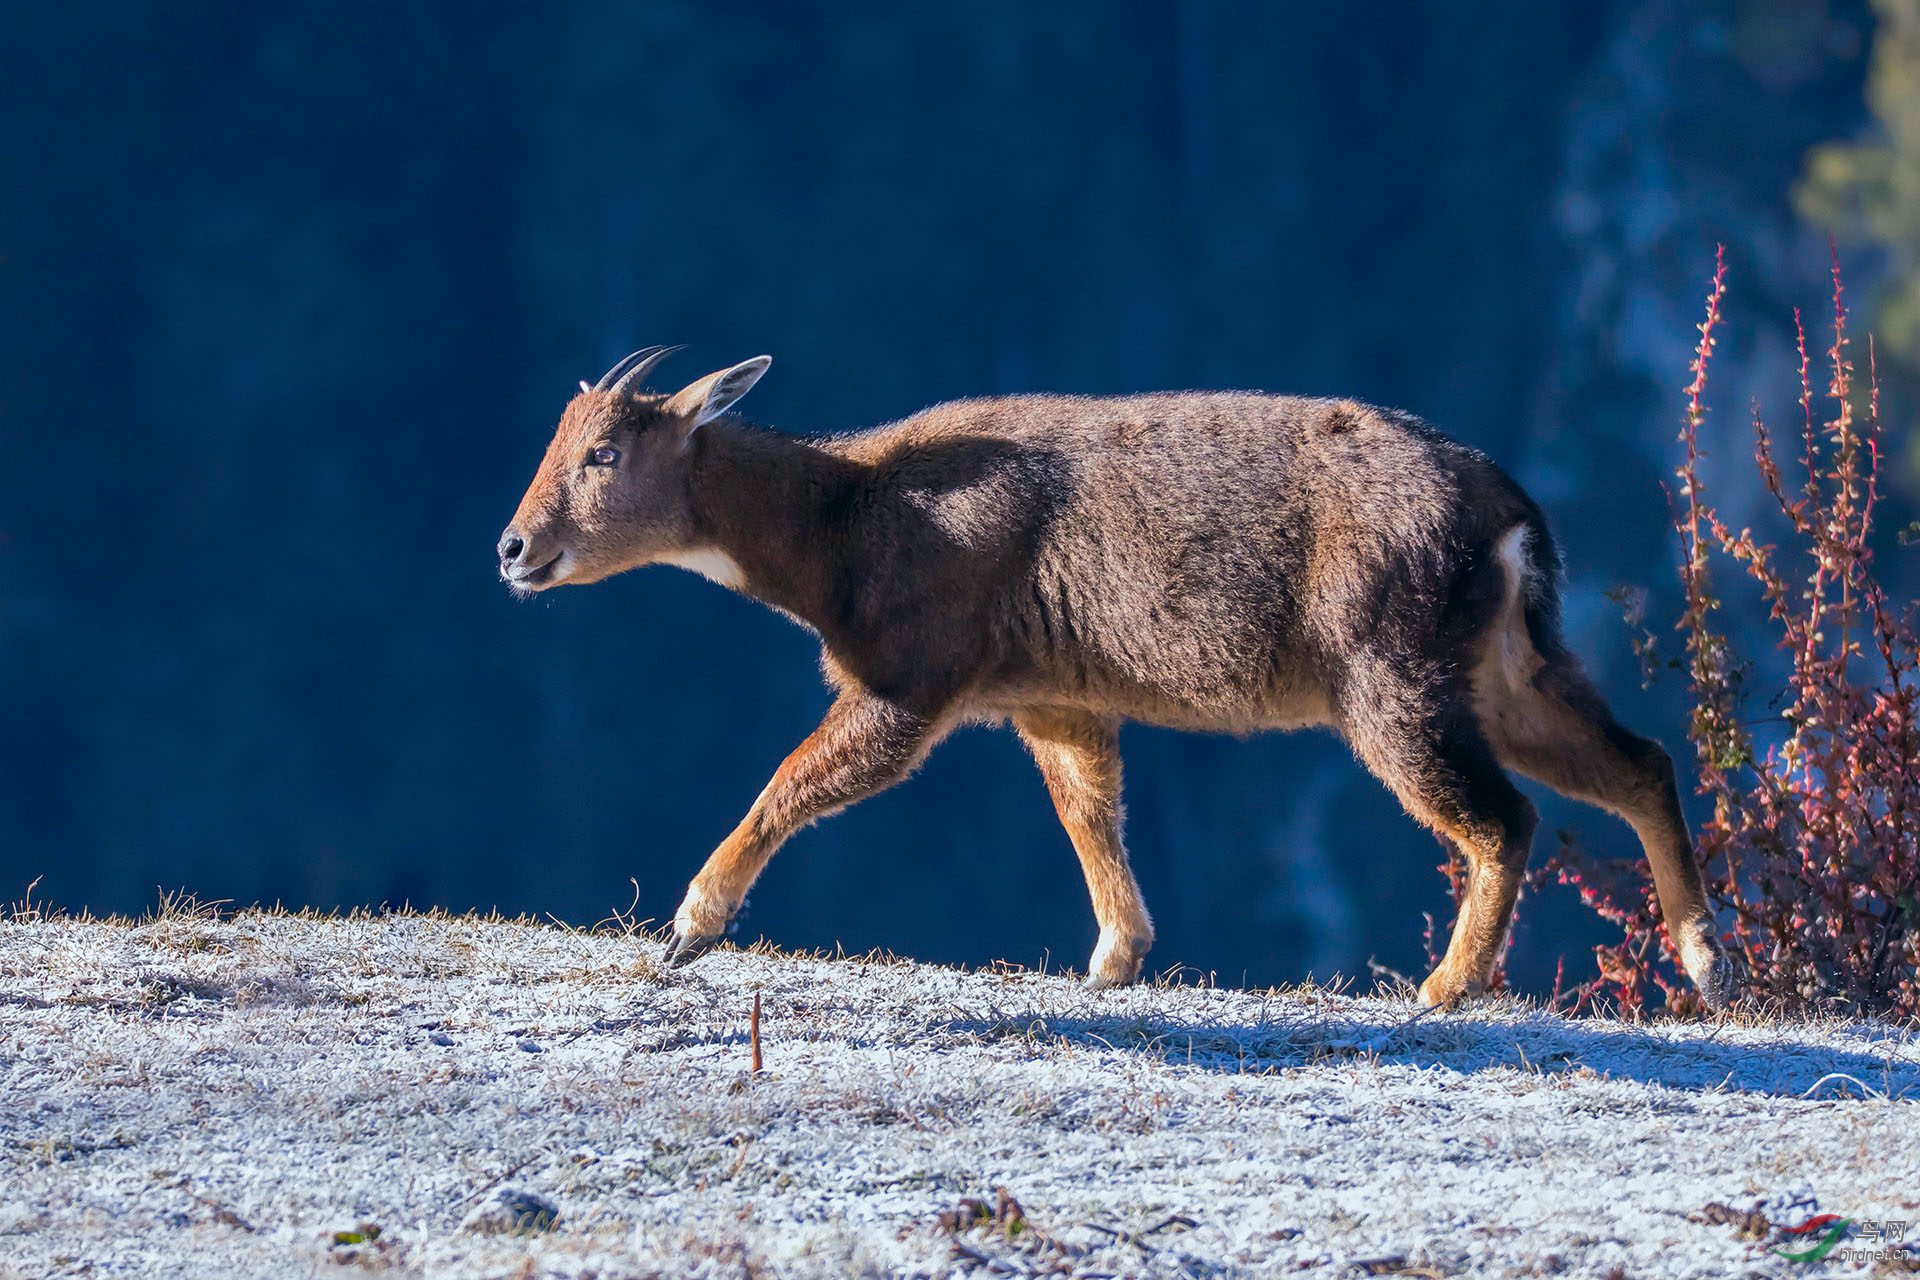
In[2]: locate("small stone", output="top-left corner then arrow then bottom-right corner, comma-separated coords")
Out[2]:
517,1039 -> 542,1054
430,1034 -> 454,1047
461,1188 -> 559,1236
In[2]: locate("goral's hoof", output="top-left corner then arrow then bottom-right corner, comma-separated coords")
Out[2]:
1417,971 -> 1484,1010
665,931 -> 721,969
1694,949 -> 1739,1012
1086,930 -> 1150,991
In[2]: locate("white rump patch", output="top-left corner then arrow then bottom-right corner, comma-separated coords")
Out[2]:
658,548 -> 747,590
1495,524 -> 1531,593
1489,525 -> 1539,691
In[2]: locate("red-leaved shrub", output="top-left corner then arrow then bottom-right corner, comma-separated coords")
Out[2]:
1540,247 -> 1920,1019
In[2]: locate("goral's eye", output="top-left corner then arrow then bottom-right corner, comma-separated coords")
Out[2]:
587,445 -> 620,467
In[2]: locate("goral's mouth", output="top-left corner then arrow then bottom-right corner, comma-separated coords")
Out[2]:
502,551 -> 570,595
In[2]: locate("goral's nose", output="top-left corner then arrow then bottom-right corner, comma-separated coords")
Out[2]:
497,528 -> 526,567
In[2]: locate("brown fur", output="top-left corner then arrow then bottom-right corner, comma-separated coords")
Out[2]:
501,354 -> 1733,1007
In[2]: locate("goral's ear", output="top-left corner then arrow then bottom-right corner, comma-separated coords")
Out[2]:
663,356 -> 772,433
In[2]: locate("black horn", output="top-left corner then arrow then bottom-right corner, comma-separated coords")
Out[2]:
593,344 -> 685,396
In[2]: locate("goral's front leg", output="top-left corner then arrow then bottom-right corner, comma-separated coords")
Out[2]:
663,690 -> 945,969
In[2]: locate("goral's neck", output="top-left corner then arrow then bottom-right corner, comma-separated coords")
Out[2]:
684,419 -> 860,634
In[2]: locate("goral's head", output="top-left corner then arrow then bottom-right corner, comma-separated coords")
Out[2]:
496,346 -> 769,594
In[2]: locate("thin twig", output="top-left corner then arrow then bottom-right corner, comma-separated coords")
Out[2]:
750,990 -> 763,1074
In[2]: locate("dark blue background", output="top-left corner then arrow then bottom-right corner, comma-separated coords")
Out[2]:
0,2 -> 1896,992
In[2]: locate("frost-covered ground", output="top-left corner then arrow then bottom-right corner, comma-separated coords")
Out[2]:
3,908 -> 1918,1279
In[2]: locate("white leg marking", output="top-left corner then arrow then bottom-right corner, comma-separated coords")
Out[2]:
1676,919 -> 1735,1009
674,883 -> 731,936
1089,926 -> 1145,985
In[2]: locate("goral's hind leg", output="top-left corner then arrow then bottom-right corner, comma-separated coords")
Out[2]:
1479,655 -> 1733,1008
1340,665 -> 1538,1007
668,689 -> 946,965
1014,709 -> 1154,988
